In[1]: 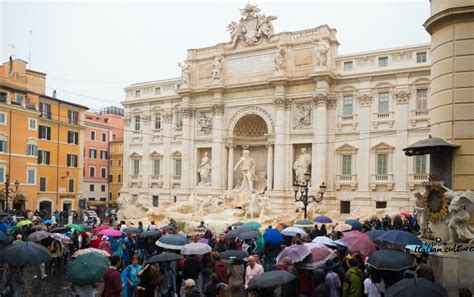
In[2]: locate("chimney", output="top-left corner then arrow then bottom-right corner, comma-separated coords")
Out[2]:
52,90 -> 57,98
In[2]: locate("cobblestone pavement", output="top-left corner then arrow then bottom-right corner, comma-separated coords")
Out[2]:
31,265 -> 75,297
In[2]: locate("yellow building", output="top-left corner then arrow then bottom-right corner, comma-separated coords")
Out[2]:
109,138 -> 123,202
0,58 -> 88,214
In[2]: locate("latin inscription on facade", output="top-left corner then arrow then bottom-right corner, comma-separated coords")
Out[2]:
226,53 -> 274,77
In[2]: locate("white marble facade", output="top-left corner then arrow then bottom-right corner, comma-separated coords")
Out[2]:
120,6 -> 431,215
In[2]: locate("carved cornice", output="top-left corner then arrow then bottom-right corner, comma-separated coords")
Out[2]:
312,92 -> 330,106
394,90 -> 411,104
274,96 -> 291,109
357,94 -> 373,107
211,103 -> 225,115
180,107 -> 196,117
162,112 -> 173,123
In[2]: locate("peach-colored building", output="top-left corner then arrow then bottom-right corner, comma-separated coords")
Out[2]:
83,108 -> 123,202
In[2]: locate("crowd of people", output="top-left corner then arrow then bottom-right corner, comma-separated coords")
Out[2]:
0,210 -> 468,297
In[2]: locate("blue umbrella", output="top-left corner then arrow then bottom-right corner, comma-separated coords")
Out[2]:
378,230 -> 422,245
263,228 -> 283,246
155,234 -> 188,250
43,220 -> 54,225
366,230 -> 386,241
0,222 -> 9,234
345,219 -> 363,231
313,216 -> 332,223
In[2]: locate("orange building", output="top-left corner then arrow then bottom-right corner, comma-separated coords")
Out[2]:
0,58 -> 88,214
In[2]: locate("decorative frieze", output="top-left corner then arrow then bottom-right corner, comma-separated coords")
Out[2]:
197,112 -> 213,135
211,103 -> 225,115
293,103 -> 312,129
394,90 -> 411,104
357,94 -> 373,107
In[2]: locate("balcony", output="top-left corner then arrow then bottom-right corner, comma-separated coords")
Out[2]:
408,173 -> 429,190
370,174 -> 394,191
337,114 -> 358,131
129,175 -> 142,187
335,174 -> 357,191
409,109 -> 429,127
40,111 -> 52,119
372,112 -> 394,128
150,175 -> 163,188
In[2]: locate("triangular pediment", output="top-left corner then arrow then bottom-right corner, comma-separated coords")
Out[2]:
150,151 -> 163,159
336,143 -> 358,151
371,142 -> 394,150
129,152 -> 142,159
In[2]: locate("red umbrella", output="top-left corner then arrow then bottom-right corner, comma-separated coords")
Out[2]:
400,212 -> 412,218
93,225 -> 109,235
340,230 -> 375,257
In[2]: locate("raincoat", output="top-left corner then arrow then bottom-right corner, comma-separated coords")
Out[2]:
343,266 -> 363,297
121,263 -> 143,297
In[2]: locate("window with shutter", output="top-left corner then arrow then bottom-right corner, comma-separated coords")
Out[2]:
415,155 -> 427,174
377,154 -> 388,174
153,159 -> 161,176
378,92 -> 389,113
175,159 -> 182,177
341,155 -> 352,175
342,96 -> 353,115
416,89 -> 428,111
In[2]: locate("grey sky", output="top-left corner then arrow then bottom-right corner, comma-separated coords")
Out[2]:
1,0 -> 430,110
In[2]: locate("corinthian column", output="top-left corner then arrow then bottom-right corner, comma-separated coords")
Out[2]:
180,103 -> 194,189
273,96 -> 290,191
211,98 -> 225,190
266,142 -> 274,190
312,92 -> 329,188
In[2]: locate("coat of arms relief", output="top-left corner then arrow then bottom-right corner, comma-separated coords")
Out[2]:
227,4 -> 277,48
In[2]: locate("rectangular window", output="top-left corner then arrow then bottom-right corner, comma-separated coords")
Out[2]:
67,131 -> 79,144
152,195 -> 159,207
90,166 -> 95,177
39,103 -> 51,119
68,179 -> 75,192
67,154 -> 78,167
109,160 -> 113,166
343,61 -> 353,71
118,159 -> 122,166
415,155 -> 428,174
342,96 -> 353,115
102,133 -> 107,142
38,150 -> 50,165
378,56 -> 388,67
135,90 -> 141,98
0,166 -> 4,183
0,113 -> 6,125
377,154 -> 388,174
13,94 -> 25,105
38,125 -> 51,140
340,201 -> 350,214
154,114 -> 161,130
39,177 -> 47,192
101,167 -> 107,178
376,201 -> 387,209
109,175 -> 113,182
89,149 -> 97,159
416,52 -> 427,63
100,150 -> 108,160
90,131 -> 96,140
378,92 -> 389,113
26,144 -> 37,156
68,110 -> 78,124
155,87 -> 161,95
101,185 -> 106,192
28,118 -> 37,130
416,89 -> 428,111
341,155 -> 352,175
133,160 -> 140,176
134,116 -> 141,131
0,140 -> 7,153
153,159 -> 161,176
89,184 -> 94,192
175,159 -> 182,177
118,174 -> 122,183
27,167 -> 36,184
175,113 -> 183,129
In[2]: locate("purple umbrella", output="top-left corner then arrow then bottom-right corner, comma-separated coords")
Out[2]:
276,244 -> 311,264
313,216 -> 332,223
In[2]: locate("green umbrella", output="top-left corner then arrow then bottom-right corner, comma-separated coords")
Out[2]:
242,222 -> 262,231
66,252 -> 109,286
66,223 -> 84,232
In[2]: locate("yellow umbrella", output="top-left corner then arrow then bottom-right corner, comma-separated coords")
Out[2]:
17,220 -> 33,227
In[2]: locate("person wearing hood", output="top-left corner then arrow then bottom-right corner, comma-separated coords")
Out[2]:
211,252 -> 228,284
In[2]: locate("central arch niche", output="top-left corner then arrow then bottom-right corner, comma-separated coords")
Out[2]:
233,114 -> 268,138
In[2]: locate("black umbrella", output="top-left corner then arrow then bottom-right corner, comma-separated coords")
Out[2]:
385,277 -> 448,297
220,250 -> 249,260
51,227 -> 69,233
225,227 -> 253,239
248,270 -> 296,289
27,231 -> 51,242
0,241 -> 52,266
147,252 -> 183,263
237,230 -> 260,241
0,232 -> 11,246
140,230 -> 161,238
366,249 -> 415,271
123,227 -> 141,234
230,222 -> 244,228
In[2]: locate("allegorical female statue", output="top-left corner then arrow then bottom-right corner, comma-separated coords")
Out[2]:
293,148 -> 312,185
197,152 -> 212,185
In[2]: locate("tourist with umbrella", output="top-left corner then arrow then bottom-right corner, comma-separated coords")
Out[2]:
363,266 -> 385,297
245,255 -> 264,294
342,257 -> 363,297
121,255 -> 143,297
67,252 -> 108,296
158,261 -> 177,297
48,239 -> 64,276
137,262 -> 160,297
211,251 -> 228,285
102,255 -> 122,297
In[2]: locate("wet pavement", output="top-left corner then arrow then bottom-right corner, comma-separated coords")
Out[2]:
33,267 -> 75,297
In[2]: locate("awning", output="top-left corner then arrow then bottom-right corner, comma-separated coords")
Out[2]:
403,135 -> 459,156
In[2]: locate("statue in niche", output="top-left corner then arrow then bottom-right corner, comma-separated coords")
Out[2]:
197,152 -> 212,186
314,39 -> 329,67
211,55 -> 223,81
445,189 -> 474,243
198,113 -> 212,135
413,192 -> 428,238
178,60 -> 190,85
234,150 -> 257,192
273,48 -> 286,71
293,148 -> 312,185
294,104 -> 311,128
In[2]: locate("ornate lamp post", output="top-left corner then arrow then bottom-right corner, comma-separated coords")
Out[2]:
293,173 -> 326,219
1,174 -> 20,212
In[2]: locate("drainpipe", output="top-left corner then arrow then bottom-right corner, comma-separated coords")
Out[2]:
56,102 -> 61,210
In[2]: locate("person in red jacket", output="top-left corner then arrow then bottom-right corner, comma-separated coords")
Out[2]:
211,252 -> 229,284
102,256 -> 123,297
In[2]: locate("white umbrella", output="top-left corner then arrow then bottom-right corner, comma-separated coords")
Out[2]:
181,242 -> 212,255
50,232 -> 73,244
312,236 -> 337,247
281,226 -> 307,237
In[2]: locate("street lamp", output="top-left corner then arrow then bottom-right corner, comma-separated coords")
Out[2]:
0,174 -> 20,212
293,173 -> 326,219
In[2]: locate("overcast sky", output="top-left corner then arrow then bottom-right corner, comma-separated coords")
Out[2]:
0,0 -> 430,110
